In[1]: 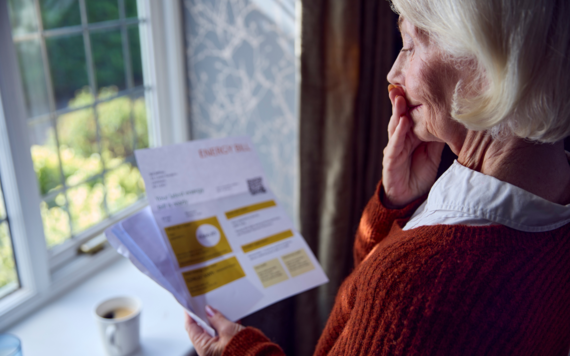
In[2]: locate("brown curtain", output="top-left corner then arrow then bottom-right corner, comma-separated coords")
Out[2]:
240,1 -> 400,355
295,0 -> 399,354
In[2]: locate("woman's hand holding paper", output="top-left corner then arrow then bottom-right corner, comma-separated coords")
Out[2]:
184,306 -> 244,356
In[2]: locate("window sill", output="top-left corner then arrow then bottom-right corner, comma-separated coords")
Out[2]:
7,256 -> 195,356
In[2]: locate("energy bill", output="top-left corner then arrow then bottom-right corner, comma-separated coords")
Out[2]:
105,137 -> 328,334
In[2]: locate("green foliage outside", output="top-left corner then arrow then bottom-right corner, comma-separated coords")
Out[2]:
0,222 -> 18,297
33,86 -> 149,249
0,86 -> 149,292
2,0 -> 146,295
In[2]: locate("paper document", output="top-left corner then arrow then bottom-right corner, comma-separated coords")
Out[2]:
105,137 -> 328,335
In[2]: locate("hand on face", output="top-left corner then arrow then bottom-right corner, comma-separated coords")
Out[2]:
184,306 -> 244,356
382,85 -> 445,208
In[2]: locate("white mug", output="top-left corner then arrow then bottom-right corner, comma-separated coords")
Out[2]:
95,296 -> 142,356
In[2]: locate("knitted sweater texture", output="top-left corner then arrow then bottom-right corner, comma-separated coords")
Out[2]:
223,183 -> 570,355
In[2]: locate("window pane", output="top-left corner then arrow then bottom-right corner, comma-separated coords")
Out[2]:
128,26 -> 143,87
68,178 -> 106,234
16,39 -> 51,118
29,120 -> 64,195
105,162 -> 143,214
40,0 -> 81,30
86,0 -> 119,23
0,222 -> 19,299
125,0 -> 137,18
0,188 -> 5,219
57,107 -> 103,186
98,94 -> 134,169
41,193 -> 71,248
132,94 -> 149,149
91,29 -> 126,92
8,0 -> 150,252
8,0 -> 39,37
46,34 -> 90,109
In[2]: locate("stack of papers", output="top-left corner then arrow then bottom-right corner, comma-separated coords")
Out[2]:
105,137 -> 328,335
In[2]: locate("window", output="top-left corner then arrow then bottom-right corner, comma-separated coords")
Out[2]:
0,0 -> 188,330
0,178 -> 18,300
8,0 -> 148,270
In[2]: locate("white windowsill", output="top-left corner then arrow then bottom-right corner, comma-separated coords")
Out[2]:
7,256 -> 195,356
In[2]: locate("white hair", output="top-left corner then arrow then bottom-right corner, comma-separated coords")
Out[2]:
390,0 -> 570,143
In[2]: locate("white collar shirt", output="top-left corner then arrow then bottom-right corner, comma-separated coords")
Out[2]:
403,160 -> 570,232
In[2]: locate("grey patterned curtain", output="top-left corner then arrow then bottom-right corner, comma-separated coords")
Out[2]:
241,1 -> 400,355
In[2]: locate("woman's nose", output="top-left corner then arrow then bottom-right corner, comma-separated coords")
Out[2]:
387,55 -> 404,86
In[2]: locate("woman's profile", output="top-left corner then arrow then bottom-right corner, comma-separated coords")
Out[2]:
185,0 -> 570,354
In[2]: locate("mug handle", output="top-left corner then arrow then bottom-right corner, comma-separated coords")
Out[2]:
105,324 -> 122,355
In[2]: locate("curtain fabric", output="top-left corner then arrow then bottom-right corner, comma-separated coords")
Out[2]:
296,0 -> 398,354
241,1 -> 399,355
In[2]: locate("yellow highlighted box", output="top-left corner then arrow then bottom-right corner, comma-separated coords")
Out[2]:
254,258 -> 289,288
182,256 -> 246,297
281,249 -> 315,277
225,200 -> 277,219
241,230 -> 294,253
164,216 -> 232,268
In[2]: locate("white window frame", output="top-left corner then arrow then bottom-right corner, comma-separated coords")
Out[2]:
0,0 -> 189,331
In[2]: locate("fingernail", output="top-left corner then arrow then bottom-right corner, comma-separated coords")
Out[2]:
388,84 -> 397,93
205,305 -> 215,317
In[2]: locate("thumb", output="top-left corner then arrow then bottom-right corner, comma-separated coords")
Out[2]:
205,305 -> 244,338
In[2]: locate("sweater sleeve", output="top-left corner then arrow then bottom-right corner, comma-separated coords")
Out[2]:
222,327 -> 285,356
353,180 -> 427,267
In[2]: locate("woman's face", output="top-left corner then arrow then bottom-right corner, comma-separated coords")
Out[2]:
387,18 -> 467,150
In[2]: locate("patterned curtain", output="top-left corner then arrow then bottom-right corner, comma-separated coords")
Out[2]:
184,0 -> 298,220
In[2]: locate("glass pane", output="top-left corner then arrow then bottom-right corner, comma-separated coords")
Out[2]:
125,0 -> 137,18
128,26 -> 143,87
57,107 -> 103,186
8,0 -> 39,37
98,94 -> 133,169
91,29 -> 126,92
29,120 -> 63,195
86,0 -> 119,23
68,178 -> 106,233
0,187 -> 5,219
15,40 -> 50,118
105,162 -> 143,214
46,34 -> 90,109
41,193 -> 71,248
0,222 -> 19,299
132,94 -> 148,149
40,0 -> 81,30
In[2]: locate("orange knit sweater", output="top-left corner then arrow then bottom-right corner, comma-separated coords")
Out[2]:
223,183 -> 570,355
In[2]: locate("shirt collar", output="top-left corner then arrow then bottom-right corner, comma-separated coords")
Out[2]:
426,160 -> 570,232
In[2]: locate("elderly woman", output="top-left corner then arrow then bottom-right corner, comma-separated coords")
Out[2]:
185,0 -> 570,354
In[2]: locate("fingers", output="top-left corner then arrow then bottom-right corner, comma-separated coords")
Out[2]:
206,305 -> 237,337
205,306 -> 244,339
388,95 -> 408,138
184,312 -> 207,340
388,84 -> 404,103
185,311 -> 215,354
385,115 -> 410,164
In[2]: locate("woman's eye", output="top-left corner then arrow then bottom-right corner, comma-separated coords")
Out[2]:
400,48 -> 410,52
